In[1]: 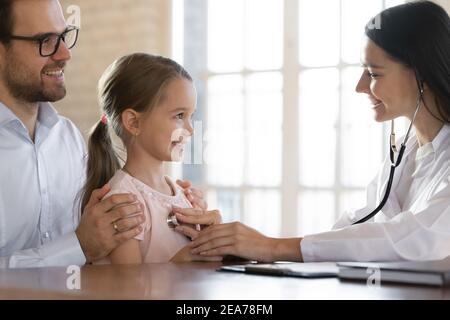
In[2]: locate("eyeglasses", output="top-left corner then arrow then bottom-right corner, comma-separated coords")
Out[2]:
3,26 -> 79,57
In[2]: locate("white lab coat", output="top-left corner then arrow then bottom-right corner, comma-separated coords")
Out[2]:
301,124 -> 450,262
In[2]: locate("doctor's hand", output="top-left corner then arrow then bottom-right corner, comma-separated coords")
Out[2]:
189,222 -> 304,263
172,207 -> 222,240
176,179 -> 208,210
76,184 -> 145,263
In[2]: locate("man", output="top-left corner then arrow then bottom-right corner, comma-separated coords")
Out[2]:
0,0 -> 212,268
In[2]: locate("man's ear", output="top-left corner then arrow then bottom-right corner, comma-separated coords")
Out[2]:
121,108 -> 141,136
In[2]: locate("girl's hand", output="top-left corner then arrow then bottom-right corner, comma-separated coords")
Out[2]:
176,179 -> 208,210
170,244 -> 223,262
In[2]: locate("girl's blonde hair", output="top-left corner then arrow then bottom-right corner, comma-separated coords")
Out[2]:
80,53 -> 192,212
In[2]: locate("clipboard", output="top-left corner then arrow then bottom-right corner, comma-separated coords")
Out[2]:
217,262 -> 339,279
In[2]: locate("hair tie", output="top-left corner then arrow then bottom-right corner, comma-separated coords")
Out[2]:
100,114 -> 108,125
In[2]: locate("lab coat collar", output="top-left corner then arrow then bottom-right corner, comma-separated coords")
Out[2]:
388,123 -> 450,168
429,124 -> 450,154
379,125 -> 450,218
406,124 -> 450,159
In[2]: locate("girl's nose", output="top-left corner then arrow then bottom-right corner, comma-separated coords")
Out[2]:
185,120 -> 194,136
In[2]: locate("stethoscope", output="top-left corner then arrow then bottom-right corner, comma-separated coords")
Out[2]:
167,210 -> 201,231
352,82 -> 424,225
167,213 -> 180,228
164,84 -> 425,227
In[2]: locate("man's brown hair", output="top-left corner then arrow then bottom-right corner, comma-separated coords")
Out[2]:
0,0 -> 14,43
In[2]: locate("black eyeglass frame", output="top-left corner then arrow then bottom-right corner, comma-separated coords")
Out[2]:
1,26 -> 79,57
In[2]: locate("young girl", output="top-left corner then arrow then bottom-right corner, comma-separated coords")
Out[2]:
80,53 -> 219,264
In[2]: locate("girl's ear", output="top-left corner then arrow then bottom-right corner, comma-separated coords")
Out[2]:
121,108 -> 141,136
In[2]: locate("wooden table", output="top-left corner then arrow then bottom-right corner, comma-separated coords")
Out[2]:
0,262 -> 449,299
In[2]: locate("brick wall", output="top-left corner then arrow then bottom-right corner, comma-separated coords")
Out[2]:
55,0 -> 171,138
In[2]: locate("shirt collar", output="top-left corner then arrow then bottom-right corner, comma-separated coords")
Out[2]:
0,101 -> 59,129
0,101 -> 19,127
37,102 -> 60,129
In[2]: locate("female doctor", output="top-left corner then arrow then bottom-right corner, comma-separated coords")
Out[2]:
173,1 -> 450,262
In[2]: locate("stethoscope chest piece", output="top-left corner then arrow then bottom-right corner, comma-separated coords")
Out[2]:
167,212 -> 179,228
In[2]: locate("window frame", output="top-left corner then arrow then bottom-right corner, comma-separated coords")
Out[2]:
179,0 -> 401,237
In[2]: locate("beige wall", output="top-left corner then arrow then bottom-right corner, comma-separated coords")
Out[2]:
55,0 -> 171,138
438,0 -> 450,12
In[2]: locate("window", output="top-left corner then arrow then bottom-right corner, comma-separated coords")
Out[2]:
173,0 -> 405,237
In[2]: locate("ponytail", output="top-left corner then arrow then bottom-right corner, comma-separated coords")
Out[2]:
78,53 -> 192,214
80,120 -> 121,213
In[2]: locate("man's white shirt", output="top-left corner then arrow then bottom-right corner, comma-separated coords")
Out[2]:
0,102 -> 86,268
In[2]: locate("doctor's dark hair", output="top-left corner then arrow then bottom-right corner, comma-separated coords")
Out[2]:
365,0 -> 450,122
80,53 -> 192,212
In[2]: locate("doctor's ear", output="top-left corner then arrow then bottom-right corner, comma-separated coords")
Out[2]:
121,108 -> 141,136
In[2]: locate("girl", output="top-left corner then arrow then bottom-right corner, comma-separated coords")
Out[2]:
180,0 -> 450,263
80,53 -> 220,264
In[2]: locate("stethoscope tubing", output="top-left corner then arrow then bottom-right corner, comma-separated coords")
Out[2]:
352,87 -> 423,225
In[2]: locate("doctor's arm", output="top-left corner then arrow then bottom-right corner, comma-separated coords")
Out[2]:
298,176 -> 450,262
188,221 -> 304,262
182,159 -> 387,262
189,182 -> 450,263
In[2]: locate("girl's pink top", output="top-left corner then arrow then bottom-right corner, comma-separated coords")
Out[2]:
95,170 -> 191,264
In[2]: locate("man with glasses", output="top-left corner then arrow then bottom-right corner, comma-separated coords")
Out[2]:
0,0 -> 149,268
5,25 -> 79,58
